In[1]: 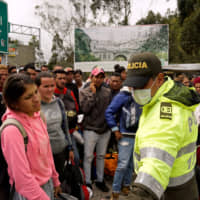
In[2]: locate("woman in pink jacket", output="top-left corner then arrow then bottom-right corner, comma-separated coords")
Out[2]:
1,73 -> 61,200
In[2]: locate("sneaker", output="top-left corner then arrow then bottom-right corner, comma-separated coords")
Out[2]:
121,185 -> 130,196
87,186 -> 93,198
95,180 -> 109,192
110,192 -> 119,200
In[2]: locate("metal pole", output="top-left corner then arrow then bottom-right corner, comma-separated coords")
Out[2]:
39,28 -> 41,49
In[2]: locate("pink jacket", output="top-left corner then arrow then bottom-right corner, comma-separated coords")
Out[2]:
1,108 -> 60,200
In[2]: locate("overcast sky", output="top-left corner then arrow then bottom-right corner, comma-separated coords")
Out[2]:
4,0 -> 177,62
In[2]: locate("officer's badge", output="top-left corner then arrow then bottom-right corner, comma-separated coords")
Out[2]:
160,102 -> 172,120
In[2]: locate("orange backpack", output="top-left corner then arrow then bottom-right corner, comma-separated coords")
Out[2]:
104,153 -> 118,177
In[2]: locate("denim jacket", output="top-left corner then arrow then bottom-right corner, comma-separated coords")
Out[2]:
105,87 -> 142,136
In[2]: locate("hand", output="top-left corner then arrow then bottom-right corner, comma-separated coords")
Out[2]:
114,131 -> 123,141
69,150 -> 74,161
54,185 -> 62,198
90,82 -> 96,93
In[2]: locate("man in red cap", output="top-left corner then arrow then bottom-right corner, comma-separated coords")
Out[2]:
80,66 -> 111,193
193,77 -> 200,95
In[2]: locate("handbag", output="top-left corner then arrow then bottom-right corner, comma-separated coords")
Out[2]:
104,152 -> 118,177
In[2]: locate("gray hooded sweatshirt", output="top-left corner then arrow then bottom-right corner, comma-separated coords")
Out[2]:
40,96 -> 72,154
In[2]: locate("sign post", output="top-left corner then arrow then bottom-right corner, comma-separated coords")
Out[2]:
0,0 -> 8,64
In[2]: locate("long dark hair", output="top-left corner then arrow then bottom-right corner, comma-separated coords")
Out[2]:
3,73 -> 34,110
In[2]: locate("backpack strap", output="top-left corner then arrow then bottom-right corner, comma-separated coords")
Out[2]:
40,111 -> 46,124
57,98 -> 68,135
0,118 -> 28,151
0,118 -> 29,200
57,98 -> 73,151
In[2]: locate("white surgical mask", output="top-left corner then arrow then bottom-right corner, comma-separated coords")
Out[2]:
133,78 -> 157,105
133,89 -> 151,105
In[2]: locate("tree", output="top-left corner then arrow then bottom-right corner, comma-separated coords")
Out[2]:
35,1 -> 75,67
179,6 -> 200,62
90,0 -> 131,25
136,10 -> 170,25
35,0 -> 132,67
29,35 -> 45,65
48,33 -> 73,68
136,9 -> 181,64
178,0 -> 198,24
136,0 -> 200,64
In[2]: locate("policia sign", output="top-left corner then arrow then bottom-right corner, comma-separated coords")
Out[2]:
160,102 -> 172,120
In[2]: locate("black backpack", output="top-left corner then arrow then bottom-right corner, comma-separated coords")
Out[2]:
0,118 -> 28,200
62,162 -> 89,200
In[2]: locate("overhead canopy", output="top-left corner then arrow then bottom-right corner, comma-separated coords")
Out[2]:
163,64 -> 200,72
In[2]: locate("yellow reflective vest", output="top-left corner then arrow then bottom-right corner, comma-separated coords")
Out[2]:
134,78 -> 200,199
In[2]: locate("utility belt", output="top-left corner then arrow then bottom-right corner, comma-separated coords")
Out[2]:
66,110 -> 77,129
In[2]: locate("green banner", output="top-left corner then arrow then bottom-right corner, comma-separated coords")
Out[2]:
0,1 -> 8,53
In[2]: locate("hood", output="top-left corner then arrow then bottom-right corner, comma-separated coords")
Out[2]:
2,108 -> 46,156
41,95 -> 57,105
2,108 -> 40,124
164,81 -> 200,107
120,86 -> 132,93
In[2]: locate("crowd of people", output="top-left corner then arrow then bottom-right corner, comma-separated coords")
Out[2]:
0,52 -> 200,200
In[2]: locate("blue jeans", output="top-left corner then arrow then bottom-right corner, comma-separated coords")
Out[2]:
83,130 -> 111,184
112,136 -> 134,193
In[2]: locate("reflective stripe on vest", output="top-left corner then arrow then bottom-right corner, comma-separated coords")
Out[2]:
140,147 -> 175,167
135,170 -> 195,199
134,142 -> 196,195
135,172 -> 164,199
134,142 -> 196,165
176,142 -> 196,158
168,169 -> 195,187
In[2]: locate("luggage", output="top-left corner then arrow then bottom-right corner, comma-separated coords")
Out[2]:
104,153 -> 118,177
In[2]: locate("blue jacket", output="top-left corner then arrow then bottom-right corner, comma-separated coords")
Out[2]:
105,87 -> 142,136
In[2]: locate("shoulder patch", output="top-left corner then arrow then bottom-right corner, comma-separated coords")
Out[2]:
160,102 -> 172,120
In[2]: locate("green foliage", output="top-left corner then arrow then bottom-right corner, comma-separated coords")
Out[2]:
35,1 -> 74,67
35,0 -> 132,67
178,0 -> 198,24
36,0 -> 200,66
136,11 -> 169,25
75,28 -> 91,61
75,28 -> 100,62
168,16 -> 182,63
90,0 -> 131,25
8,38 -> 20,45
28,36 -> 39,47
139,25 -> 168,54
48,32 -> 72,68
179,7 -> 200,62
136,2 -> 200,64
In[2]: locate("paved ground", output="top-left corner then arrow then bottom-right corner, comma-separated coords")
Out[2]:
90,176 -> 128,200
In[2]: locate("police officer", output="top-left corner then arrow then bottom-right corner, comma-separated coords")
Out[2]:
123,52 -> 200,200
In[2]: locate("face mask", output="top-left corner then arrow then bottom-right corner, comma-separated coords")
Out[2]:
133,78 -> 156,105
133,89 -> 151,105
